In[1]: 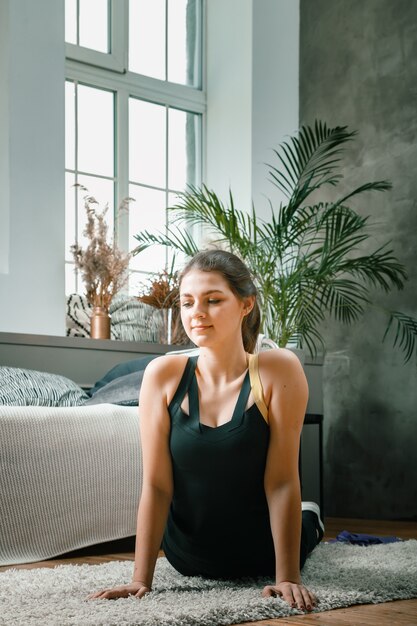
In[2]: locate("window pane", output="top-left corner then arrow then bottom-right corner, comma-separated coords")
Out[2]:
129,185 -> 166,275
65,0 -> 77,44
76,175 -> 115,249
79,0 -> 109,53
167,0 -> 200,87
128,271 -> 145,296
167,191 -> 188,270
129,99 -> 166,188
65,263 -> 77,295
65,173 -> 76,262
168,108 -> 199,191
129,0 -> 165,79
65,81 -> 75,170
78,85 -> 114,177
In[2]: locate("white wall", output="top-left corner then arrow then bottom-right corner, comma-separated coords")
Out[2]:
0,0 -> 10,275
252,0 -> 299,219
205,0 -> 299,219
205,0 -> 253,211
0,0 -> 65,335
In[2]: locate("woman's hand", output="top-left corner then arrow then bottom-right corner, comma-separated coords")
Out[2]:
87,582 -> 151,601
262,581 -> 317,612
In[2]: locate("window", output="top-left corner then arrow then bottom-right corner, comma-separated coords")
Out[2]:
129,0 -> 202,87
65,0 -> 204,295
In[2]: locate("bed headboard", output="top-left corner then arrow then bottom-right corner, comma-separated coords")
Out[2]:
0,332 -> 177,388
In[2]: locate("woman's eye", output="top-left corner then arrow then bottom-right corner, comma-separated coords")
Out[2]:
208,299 -> 221,304
181,301 -> 193,308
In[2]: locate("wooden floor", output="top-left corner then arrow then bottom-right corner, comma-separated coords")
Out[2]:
1,518 -> 416,625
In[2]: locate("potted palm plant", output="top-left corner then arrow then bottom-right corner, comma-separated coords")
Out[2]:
132,122 -> 417,362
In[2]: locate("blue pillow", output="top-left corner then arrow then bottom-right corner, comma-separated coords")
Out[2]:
88,355 -> 157,396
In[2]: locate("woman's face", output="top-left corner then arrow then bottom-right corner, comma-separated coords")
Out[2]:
179,269 -> 253,348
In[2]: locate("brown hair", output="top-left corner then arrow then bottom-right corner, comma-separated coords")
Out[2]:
179,249 -> 261,353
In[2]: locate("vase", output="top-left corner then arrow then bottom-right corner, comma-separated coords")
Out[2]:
90,306 -> 111,339
160,307 -> 173,344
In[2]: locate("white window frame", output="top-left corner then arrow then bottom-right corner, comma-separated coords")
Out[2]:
65,0 -> 206,290
66,0 -> 127,73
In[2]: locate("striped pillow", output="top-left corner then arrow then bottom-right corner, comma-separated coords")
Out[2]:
0,367 -> 88,407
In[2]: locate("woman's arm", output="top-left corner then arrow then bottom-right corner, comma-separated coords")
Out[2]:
261,349 -> 316,611
88,357 -> 177,600
132,358 -> 174,588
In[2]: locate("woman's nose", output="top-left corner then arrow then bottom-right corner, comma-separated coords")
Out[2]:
192,304 -> 206,318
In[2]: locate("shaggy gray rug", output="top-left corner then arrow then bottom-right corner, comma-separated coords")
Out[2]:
1,541 -> 416,626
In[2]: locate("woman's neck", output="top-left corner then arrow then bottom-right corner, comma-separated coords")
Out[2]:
196,346 -> 249,385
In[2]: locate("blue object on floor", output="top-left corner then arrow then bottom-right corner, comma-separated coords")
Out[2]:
332,530 -> 402,545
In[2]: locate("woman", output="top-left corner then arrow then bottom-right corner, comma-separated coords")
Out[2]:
89,249 -> 323,612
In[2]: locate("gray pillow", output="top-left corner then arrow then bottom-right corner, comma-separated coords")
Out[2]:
85,370 -> 144,406
0,366 -> 88,407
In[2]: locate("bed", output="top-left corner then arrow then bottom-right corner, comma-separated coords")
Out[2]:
1,404 -> 141,566
0,354 -> 157,567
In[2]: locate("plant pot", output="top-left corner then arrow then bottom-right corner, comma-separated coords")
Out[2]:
90,306 -> 111,340
160,308 -> 174,344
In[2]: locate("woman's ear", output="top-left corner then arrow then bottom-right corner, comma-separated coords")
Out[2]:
242,295 -> 256,316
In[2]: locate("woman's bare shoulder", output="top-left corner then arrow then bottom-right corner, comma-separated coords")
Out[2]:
258,347 -> 303,372
139,354 -> 191,408
257,348 -> 307,395
258,349 -> 308,424
143,354 -> 190,387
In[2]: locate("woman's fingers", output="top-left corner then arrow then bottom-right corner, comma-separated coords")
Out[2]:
86,590 -> 108,600
86,584 -> 150,601
87,588 -> 129,600
291,585 -> 306,610
280,584 -> 297,608
301,585 -> 317,610
135,586 -> 151,599
261,585 -> 282,598
261,582 -> 317,612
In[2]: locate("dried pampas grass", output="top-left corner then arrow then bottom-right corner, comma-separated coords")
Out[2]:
71,187 -> 133,309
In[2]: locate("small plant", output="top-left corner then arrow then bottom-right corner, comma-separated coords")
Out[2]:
138,260 -> 188,345
71,186 -> 134,309
138,268 -> 180,310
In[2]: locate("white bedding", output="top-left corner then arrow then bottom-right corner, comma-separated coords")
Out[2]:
0,404 -> 141,566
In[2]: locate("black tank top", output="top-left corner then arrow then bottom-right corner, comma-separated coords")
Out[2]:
162,355 -> 275,578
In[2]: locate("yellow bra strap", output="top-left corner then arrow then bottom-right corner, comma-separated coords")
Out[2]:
248,353 -> 269,424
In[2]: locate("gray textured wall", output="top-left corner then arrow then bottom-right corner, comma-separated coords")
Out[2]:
300,0 -> 417,519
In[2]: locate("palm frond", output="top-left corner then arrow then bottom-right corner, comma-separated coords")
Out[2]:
267,122 -> 356,214
132,226 -> 199,258
318,278 -> 369,323
168,185 -> 259,259
314,209 -> 369,263
293,325 -> 326,359
383,311 -> 417,363
333,180 -> 392,206
338,246 -> 407,291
